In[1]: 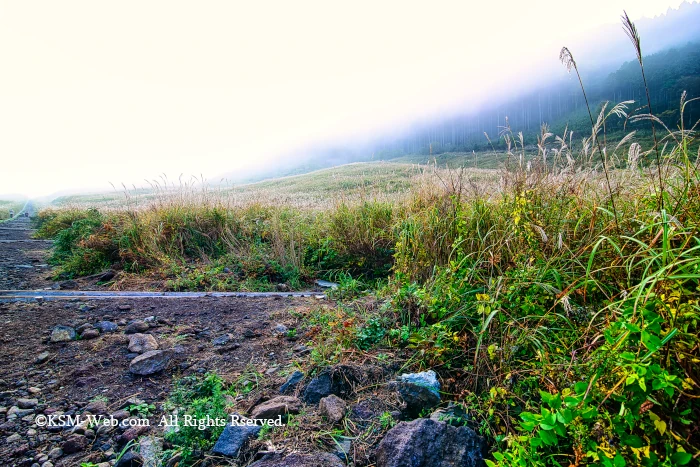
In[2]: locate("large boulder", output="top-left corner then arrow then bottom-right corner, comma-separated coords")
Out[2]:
129,350 -> 171,375
375,418 -> 485,467
249,452 -> 345,467
250,396 -> 301,420
211,422 -> 261,457
128,333 -> 159,353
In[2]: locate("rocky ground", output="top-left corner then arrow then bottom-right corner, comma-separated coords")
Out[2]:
0,213 -> 487,467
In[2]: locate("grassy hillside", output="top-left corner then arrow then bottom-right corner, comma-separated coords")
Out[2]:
49,161 -> 500,210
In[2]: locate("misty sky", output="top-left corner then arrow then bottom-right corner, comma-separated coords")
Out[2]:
0,0 -> 695,197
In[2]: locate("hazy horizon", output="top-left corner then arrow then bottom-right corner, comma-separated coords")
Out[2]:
1,0 -> 697,198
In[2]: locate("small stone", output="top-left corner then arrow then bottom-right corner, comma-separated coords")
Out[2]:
129,350 -> 171,375
58,280 -> 78,290
212,334 -> 232,346
41,462 -> 54,467
250,396 -> 301,420
35,352 -> 50,363
272,323 -> 288,334
303,372 -> 332,404
111,410 -> 130,420
211,421 -> 261,457
127,333 -> 159,353
17,398 -> 39,409
84,400 -> 108,414
81,328 -> 100,340
319,395 -> 346,423
50,326 -> 76,343
276,283 -> 291,292
124,320 -> 149,334
6,433 -> 21,443
97,270 -> 116,282
117,425 -> 149,445
280,371 -> 304,394
95,321 -> 118,333
62,434 -> 88,454
114,451 -> 143,467
28,387 -> 41,394
48,447 -> 63,459
118,304 -> 132,311
395,370 -> 441,416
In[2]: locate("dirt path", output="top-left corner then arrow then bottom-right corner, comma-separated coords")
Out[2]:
0,211 -> 329,466
0,203 -> 54,291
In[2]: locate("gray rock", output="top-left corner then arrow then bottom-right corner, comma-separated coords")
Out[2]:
6,433 -> 21,443
129,350 -> 171,375
58,280 -> 78,290
396,370 -> 441,416
84,400 -> 108,414
319,395 -> 346,423
139,436 -> 163,467
280,371 -> 304,394
250,396 -> 301,420
97,270 -> 116,282
124,321 -> 149,334
302,372 -> 333,404
95,321 -> 118,333
330,436 -> 353,462
375,418 -> 485,467
212,334 -> 232,346
127,333 -> 159,353
50,326 -> 76,343
211,421 -> 261,457
7,406 -> 34,418
272,323 -> 288,334
81,328 -> 100,340
250,452 -> 344,467
62,434 -> 88,454
17,398 -> 38,409
276,283 -> 291,292
47,447 -> 63,459
35,351 -> 50,363
114,451 -> 143,467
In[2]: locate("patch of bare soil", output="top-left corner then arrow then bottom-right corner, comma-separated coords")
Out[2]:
0,295 -> 325,466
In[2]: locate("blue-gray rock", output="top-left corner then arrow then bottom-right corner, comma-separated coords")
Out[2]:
114,450 -> 143,467
211,422 -> 261,457
95,321 -> 118,333
331,436 -> 353,462
396,370 -> 441,416
50,325 -> 76,343
212,334 -> 232,346
375,418 -> 485,467
129,350 -> 171,375
302,372 -> 333,404
398,370 -> 440,396
280,371 -> 304,394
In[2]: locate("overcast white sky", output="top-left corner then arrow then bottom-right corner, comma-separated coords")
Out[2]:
0,0 -> 695,197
